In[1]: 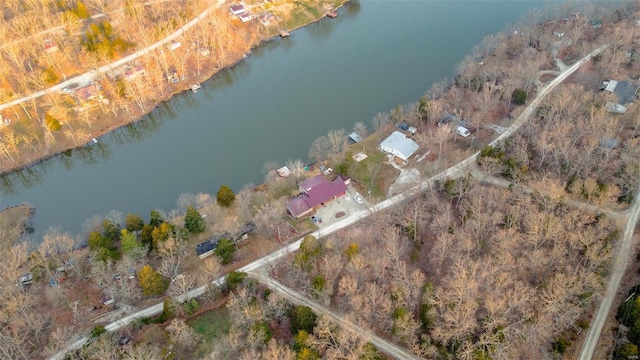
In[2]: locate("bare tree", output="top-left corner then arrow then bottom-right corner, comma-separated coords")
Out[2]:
308,135 -> 331,162
285,158 -> 305,179
353,122 -> 367,139
327,128 -> 347,158
371,112 -> 390,131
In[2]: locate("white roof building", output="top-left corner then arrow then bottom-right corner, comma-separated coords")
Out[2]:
379,131 -> 419,162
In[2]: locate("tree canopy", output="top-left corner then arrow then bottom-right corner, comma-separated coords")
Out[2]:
137,265 -> 167,296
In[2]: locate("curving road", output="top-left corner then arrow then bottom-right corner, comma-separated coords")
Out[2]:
49,45 -> 608,360
0,0 -> 226,112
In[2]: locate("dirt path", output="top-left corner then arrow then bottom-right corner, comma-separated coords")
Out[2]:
578,186 -> 640,359
249,271 -> 419,360
468,163 -> 627,221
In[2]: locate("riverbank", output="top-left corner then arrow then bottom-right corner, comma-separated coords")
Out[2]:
0,204 -> 34,245
0,0 -> 351,177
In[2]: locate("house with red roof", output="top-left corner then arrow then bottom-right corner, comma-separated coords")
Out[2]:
286,175 -> 348,219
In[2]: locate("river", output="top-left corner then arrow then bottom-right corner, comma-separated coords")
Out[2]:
1,1 -> 553,241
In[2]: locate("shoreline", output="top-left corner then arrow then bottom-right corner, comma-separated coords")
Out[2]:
0,1 -> 352,178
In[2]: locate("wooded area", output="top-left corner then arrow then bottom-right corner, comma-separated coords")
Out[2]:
0,0 -> 346,173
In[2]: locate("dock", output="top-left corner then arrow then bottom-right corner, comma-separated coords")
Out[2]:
326,10 -> 338,18
190,83 -> 201,93
279,29 -> 289,38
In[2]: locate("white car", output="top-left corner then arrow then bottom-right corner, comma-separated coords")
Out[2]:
354,195 -> 363,204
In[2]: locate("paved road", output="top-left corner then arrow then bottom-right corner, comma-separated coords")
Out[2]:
0,0 -> 226,112
578,186 -> 640,359
250,272 -> 418,360
49,46 -> 607,360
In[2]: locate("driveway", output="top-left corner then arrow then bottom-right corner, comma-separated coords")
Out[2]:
313,186 -> 368,229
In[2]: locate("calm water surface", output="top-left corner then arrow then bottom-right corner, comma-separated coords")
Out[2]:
1,1 -> 550,241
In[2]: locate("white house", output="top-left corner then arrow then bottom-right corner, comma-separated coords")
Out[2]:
379,131 -> 419,162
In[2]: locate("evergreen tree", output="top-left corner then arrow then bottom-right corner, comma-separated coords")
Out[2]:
125,213 -> 145,232
214,238 -> 235,265
216,185 -> 236,207
184,206 -> 206,233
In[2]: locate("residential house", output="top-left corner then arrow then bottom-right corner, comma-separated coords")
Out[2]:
194,233 -> 230,259
73,83 -> 102,102
286,175 -> 348,218
437,112 -> 469,128
600,79 -> 639,114
44,39 -> 59,53
233,221 -> 256,242
379,131 -> 419,162
123,65 -> 145,81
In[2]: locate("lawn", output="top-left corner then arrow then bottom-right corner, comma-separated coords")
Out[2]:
187,307 -> 231,357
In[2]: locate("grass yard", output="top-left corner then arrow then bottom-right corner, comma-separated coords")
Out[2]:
187,307 -> 231,358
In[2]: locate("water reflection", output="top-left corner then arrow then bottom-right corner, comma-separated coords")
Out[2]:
1,161 -> 48,196
0,111 -> 173,195
345,1 -> 361,17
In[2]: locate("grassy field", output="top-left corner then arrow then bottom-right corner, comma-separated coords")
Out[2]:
342,131 -> 401,199
187,307 -> 231,358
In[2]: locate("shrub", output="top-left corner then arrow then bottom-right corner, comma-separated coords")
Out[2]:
183,298 -> 200,315
89,325 -> 106,339
226,271 -> 247,291
158,298 -> 176,323
250,322 -> 272,345
550,337 -> 570,354
512,88 -> 527,105
312,275 -> 326,293
289,305 -> 317,334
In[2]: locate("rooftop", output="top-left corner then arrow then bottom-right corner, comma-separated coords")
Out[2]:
379,131 -> 419,161
602,79 -> 639,106
287,175 -> 348,217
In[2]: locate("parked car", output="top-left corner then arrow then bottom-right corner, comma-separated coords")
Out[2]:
456,126 -> 471,138
354,195 -> 363,204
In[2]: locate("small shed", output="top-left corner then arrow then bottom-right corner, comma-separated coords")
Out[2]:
348,131 -> 362,143
239,13 -> 252,22
230,4 -> 246,15
277,166 -> 292,177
